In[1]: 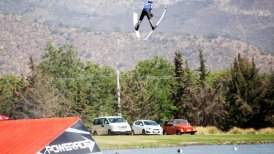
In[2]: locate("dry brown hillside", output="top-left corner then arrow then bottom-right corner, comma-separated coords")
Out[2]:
0,14 -> 51,75
1,0 -> 273,51
0,13 -> 273,76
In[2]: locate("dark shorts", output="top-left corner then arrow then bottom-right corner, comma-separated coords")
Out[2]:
139,8 -> 152,21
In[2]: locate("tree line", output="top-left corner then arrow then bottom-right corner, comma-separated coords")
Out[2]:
0,43 -> 273,130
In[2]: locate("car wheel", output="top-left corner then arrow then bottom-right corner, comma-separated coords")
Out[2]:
163,131 -> 167,135
176,130 -> 181,135
142,129 -> 146,135
190,132 -> 195,135
108,129 -> 112,135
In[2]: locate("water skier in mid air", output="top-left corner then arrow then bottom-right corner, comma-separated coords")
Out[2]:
135,1 -> 157,31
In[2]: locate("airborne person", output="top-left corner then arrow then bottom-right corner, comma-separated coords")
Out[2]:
135,1 -> 157,31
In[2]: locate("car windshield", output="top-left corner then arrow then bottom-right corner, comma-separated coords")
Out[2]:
174,120 -> 188,125
144,121 -> 158,126
108,117 -> 126,123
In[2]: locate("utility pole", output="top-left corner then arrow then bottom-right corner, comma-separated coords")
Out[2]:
116,70 -> 122,116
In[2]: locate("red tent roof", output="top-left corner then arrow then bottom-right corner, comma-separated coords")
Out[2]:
0,117 -> 80,154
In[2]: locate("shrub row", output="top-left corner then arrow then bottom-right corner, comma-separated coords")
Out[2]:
195,126 -> 274,135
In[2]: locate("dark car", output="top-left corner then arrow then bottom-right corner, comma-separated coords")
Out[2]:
162,119 -> 197,135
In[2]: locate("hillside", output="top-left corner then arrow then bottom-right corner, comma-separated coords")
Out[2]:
0,14 -> 51,75
0,13 -> 273,76
0,0 -> 274,75
1,0 -> 273,52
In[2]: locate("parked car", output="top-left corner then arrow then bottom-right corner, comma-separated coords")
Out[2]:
0,115 -> 9,121
92,116 -> 131,136
162,119 -> 197,135
132,120 -> 163,135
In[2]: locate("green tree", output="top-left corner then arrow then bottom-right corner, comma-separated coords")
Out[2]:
198,49 -> 209,87
38,43 -> 84,115
188,81 -> 227,128
11,56 -> 73,119
121,57 -> 174,123
81,62 -> 116,119
135,56 -> 175,122
121,71 -> 153,124
227,54 -> 266,128
188,50 -> 227,128
39,43 -> 84,79
261,72 -> 274,126
38,43 -> 117,128
0,76 -> 21,117
172,51 -> 193,119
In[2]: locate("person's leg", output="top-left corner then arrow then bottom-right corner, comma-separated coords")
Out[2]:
135,21 -> 141,30
146,10 -> 156,30
148,19 -> 156,30
136,10 -> 146,30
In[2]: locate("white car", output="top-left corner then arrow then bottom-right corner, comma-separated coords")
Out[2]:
92,116 -> 132,136
132,120 -> 163,135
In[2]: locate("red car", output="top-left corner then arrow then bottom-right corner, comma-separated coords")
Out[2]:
162,119 -> 196,135
0,115 -> 10,121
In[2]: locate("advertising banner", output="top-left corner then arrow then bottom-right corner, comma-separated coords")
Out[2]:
38,120 -> 102,154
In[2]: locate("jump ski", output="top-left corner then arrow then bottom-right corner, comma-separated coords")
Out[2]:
144,7 -> 167,40
133,12 -> 141,38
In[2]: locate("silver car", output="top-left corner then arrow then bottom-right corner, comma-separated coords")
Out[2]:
92,116 -> 132,136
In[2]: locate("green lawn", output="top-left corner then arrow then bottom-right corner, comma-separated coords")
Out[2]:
93,134 -> 274,150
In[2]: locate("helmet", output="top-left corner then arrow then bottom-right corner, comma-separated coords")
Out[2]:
148,1 -> 153,3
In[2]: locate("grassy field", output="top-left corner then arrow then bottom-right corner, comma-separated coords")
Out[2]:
93,134 -> 274,150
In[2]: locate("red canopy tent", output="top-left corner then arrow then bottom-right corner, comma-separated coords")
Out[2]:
0,117 -> 101,154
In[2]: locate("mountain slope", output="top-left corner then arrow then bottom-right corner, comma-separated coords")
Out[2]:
0,13 -> 273,76
1,0 -> 273,52
0,14 -> 51,75
0,0 -> 274,75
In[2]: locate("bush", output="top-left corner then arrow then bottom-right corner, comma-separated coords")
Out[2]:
227,128 -> 258,134
196,127 -> 274,135
195,126 -> 207,135
244,128 -> 257,134
195,126 -> 222,135
207,126 -> 222,134
227,127 -> 243,134
258,128 -> 274,134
